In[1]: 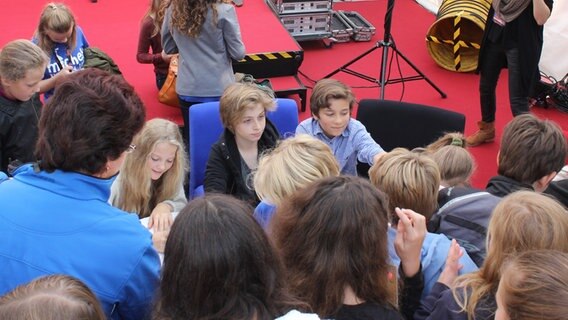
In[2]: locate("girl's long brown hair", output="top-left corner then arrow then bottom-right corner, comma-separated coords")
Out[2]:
271,176 -> 396,318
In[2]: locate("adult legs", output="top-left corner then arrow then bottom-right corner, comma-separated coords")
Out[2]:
466,40 -> 505,146
478,40 -> 506,123
178,98 -> 200,152
505,47 -> 530,116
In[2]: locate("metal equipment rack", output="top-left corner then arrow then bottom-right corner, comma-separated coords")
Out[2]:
267,0 -> 333,43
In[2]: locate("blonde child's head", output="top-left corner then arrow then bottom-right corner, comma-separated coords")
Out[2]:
254,134 -> 339,205
0,40 -> 48,101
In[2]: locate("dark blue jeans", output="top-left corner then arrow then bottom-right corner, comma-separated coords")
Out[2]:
479,40 -> 529,123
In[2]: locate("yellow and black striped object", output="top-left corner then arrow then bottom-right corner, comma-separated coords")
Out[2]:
425,0 -> 491,72
233,50 -> 303,78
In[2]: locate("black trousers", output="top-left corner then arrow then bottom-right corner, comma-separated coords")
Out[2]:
177,98 -> 200,151
479,40 -> 529,123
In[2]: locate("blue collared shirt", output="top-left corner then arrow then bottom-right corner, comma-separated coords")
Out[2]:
296,117 -> 384,175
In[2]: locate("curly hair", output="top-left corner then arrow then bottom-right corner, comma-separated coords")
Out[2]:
170,0 -> 219,38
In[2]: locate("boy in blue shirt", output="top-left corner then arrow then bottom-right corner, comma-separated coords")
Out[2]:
369,148 -> 478,299
296,78 -> 385,175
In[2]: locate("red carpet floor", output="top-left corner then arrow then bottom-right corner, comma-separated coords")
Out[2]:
1,0 -> 566,188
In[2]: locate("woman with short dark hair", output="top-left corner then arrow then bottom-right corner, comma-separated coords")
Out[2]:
0,68 -> 160,320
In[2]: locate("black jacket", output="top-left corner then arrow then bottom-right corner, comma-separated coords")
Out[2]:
0,93 -> 41,174
545,179 -> 568,208
477,0 -> 553,95
204,119 -> 279,206
335,265 -> 424,320
415,282 -> 496,320
485,175 -> 534,198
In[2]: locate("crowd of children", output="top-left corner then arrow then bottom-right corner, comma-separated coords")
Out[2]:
1,1 -> 568,320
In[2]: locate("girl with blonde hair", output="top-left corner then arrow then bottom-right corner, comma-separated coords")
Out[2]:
161,0 -> 245,142
33,2 -> 89,99
137,0 -> 172,89
425,132 -> 467,153
253,134 -> 340,228
416,191 -> 568,320
426,133 -> 497,267
495,250 -> 568,320
0,39 -> 48,174
111,118 -> 188,232
431,146 -> 475,188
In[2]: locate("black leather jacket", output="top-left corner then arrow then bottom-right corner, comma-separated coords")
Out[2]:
0,93 -> 41,175
204,119 -> 279,206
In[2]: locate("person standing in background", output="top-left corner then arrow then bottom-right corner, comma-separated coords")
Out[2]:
161,0 -> 245,144
137,0 -> 172,90
466,0 -> 553,146
33,2 -> 90,99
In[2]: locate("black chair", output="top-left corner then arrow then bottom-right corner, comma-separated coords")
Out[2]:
356,99 -> 466,176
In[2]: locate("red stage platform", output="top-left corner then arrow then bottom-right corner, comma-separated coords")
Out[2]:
232,0 -> 307,111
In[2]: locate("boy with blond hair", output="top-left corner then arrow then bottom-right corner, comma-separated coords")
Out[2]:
369,148 -> 478,299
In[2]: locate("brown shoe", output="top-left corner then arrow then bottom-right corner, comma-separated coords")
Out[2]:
466,121 -> 495,146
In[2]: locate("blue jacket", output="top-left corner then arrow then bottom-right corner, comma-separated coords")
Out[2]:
254,200 -> 276,229
387,228 -> 478,300
0,164 -> 160,320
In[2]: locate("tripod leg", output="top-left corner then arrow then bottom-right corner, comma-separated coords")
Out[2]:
379,43 -> 389,99
391,46 -> 447,98
323,44 -> 381,79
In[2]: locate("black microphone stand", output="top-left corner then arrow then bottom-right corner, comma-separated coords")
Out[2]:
324,0 -> 447,99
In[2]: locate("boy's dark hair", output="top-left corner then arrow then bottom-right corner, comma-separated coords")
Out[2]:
499,114 -> 567,184
35,68 -> 146,174
309,78 -> 355,116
